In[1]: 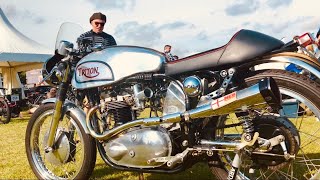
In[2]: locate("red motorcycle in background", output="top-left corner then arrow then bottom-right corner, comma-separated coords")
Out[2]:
0,88 -> 11,124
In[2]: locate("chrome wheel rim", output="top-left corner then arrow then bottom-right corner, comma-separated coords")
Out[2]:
29,109 -> 85,179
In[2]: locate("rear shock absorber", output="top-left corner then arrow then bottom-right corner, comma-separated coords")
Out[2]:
240,116 -> 255,142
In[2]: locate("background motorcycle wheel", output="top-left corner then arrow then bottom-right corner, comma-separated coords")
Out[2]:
25,103 -> 96,179
0,97 -> 11,124
210,69 -> 320,179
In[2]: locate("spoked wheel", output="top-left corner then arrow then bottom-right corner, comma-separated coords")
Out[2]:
210,70 -> 320,179
25,103 -> 96,179
0,97 -> 11,124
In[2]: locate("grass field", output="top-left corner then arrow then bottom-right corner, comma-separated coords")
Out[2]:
2,110 -> 318,179
0,113 -> 214,180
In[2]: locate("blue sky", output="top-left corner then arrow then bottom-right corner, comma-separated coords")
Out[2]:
1,0 -> 319,57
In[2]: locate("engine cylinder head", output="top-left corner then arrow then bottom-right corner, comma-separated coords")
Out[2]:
106,100 -> 132,126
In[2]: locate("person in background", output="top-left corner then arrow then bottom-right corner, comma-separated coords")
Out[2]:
29,87 -> 57,114
315,28 -> 320,48
46,87 -> 57,99
78,12 -> 117,48
304,28 -> 320,59
164,44 -> 177,61
314,30 -> 320,59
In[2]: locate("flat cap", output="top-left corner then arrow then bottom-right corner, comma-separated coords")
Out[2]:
90,12 -> 106,23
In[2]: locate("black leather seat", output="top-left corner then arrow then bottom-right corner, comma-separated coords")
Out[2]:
165,29 -> 284,75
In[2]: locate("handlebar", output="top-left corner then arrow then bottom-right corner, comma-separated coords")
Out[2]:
57,61 -> 67,72
39,67 -> 58,85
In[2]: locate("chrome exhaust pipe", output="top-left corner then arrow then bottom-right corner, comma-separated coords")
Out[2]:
86,77 -> 281,140
186,77 -> 281,118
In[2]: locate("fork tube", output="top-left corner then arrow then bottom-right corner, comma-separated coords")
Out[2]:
46,63 -> 71,147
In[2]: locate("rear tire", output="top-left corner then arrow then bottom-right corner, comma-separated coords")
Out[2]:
25,103 -> 96,179
210,69 -> 320,179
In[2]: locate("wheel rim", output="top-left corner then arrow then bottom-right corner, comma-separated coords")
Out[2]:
217,87 -> 320,179
29,109 -> 85,179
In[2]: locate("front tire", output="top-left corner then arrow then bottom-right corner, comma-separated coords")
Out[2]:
25,103 -> 96,179
210,69 -> 320,179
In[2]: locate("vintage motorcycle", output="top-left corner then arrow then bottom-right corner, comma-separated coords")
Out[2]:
25,23 -> 320,179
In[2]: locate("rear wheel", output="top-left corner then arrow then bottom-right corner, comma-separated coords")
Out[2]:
0,97 -> 11,124
25,103 -> 96,179
210,69 -> 320,179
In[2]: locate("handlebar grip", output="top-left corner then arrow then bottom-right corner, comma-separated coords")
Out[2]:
57,61 -> 67,72
55,61 -> 67,80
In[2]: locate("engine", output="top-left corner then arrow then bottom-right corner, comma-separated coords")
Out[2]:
97,82 -> 175,168
95,74 -> 213,169
103,126 -> 172,168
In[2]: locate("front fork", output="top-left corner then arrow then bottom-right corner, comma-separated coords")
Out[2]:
46,63 -> 71,150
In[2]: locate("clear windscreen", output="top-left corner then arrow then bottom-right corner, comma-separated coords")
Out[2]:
55,22 -> 84,50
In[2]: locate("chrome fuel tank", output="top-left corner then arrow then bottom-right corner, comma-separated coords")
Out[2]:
71,46 -> 166,89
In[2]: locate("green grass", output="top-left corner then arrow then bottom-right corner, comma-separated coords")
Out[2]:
0,112 -> 214,180
3,111 -> 318,179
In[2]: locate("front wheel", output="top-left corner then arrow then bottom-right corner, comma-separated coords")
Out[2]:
25,103 -> 96,179
210,69 -> 320,179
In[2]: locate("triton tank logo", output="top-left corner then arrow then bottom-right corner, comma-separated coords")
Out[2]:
77,66 -> 100,78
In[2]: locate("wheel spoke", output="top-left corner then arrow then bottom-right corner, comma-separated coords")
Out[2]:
259,169 -> 274,179
275,168 -> 298,180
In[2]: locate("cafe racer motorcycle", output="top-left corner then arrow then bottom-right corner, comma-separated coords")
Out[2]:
25,23 -> 320,179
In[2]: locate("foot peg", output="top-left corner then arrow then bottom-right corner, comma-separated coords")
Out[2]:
167,148 -> 190,168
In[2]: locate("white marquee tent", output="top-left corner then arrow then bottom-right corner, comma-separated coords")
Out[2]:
0,8 -> 53,96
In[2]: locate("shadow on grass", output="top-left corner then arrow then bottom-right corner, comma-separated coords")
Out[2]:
91,161 -> 214,180
92,162 -> 138,180
91,152 -> 320,180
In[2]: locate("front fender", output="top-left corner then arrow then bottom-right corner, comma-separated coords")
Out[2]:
254,52 -> 320,79
42,98 -> 89,134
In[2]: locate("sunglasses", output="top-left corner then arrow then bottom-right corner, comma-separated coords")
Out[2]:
94,22 -> 105,26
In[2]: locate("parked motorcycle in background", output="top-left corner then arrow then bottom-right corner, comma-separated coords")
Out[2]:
0,88 -> 11,124
25,22 -> 320,179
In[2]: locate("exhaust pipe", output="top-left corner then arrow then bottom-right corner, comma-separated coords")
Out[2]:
86,77 -> 281,140
186,77 -> 281,118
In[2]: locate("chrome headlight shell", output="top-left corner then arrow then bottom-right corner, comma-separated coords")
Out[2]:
183,76 -> 202,97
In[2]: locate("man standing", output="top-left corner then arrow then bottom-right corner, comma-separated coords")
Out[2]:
78,12 -> 117,48
164,44 -> 177,61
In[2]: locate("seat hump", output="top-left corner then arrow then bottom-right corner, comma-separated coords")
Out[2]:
165,29 -> 284,76
218,29 -> 284,66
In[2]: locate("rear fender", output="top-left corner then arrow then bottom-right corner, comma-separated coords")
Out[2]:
42,98 -> 89,134
253,52 -> 320,79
